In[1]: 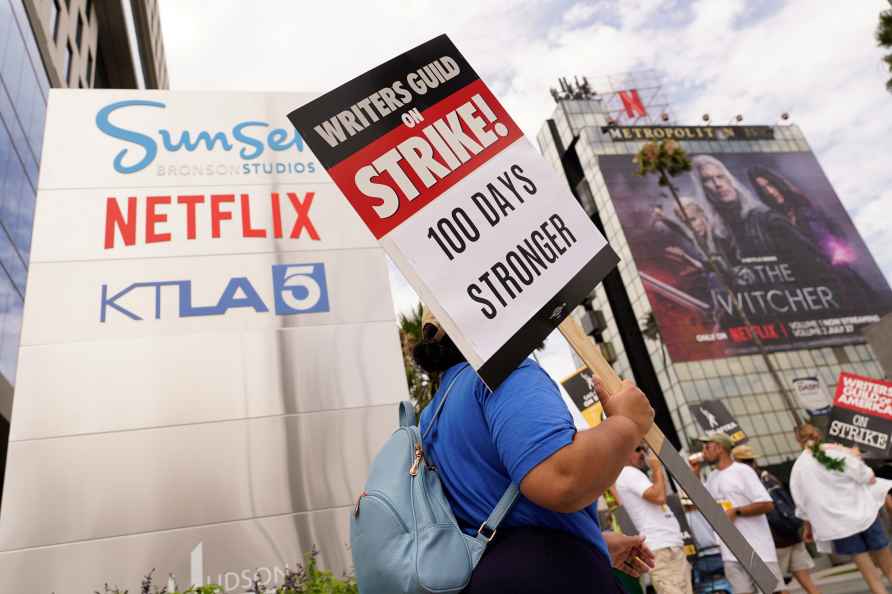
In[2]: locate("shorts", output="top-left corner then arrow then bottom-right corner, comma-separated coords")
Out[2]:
723,560 -> 784,594
833,516 -> 890,555
651,546 -> 693,594
776,541 -> 814,574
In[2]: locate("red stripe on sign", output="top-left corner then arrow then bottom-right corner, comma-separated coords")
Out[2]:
327,78 -> 524,239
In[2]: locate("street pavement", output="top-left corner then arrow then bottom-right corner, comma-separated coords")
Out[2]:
787,563 -> 875,594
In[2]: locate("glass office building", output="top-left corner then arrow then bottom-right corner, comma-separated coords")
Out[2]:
538,94 -> 888,465
0,0 -> 168,503
0,0 -> 49,432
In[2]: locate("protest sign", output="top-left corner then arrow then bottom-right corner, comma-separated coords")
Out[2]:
792,376 -> 833,416
287,35 -> 617,389
689,400 -> 748,445
828,372 -> 892,458
289,34 -> 777,594
561,367 -> 604,427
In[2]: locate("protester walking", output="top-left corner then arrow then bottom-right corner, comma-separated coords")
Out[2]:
693,433 -> 783,594
790,424 -> 892,594
617,444 -> 694,594
412,307 -> 655,593
732,444 -> 821,594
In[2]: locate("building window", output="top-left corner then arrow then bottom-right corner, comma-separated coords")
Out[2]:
75,14 -> 83,49
86,51 -> 93,84
64,42 -> 73,84
51,0 -> 61,42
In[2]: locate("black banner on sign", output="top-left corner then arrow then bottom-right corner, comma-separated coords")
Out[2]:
689,400 -> 748,445
473,250 -> 619,389
602,125 -> 775,142
827,407 -> 892,458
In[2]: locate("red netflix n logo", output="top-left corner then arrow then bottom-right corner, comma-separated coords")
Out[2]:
617,89 -> 647,119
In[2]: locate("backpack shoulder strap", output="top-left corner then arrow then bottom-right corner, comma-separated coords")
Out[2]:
421,364 -> 470,439
398,400 -> 416,427
475,484 -> 520,544
418,363 -> 520,544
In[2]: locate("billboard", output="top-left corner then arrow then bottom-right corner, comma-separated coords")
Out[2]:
599,150 -> 892,362
0,91 -> 408,593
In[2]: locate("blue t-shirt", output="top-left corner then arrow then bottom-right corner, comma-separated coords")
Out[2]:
420,359 -> 609,561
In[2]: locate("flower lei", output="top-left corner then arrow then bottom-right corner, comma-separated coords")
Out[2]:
809,441 -> 846,472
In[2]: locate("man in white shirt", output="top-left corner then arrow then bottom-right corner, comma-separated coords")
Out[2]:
616,443 -> 693,594
696,433 -> 783,594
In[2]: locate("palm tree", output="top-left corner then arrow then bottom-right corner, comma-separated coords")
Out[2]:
640,311 -> 669,382
398,302 -> 437,412
878,1 -> 892,92
640,311 -> 660,341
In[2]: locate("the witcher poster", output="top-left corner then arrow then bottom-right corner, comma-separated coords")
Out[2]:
599,151 -> 892,362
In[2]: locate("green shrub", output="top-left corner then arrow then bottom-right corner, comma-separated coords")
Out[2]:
91,550 -> 358,594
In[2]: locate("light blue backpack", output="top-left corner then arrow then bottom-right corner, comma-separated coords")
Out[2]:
350,366 -> 519,593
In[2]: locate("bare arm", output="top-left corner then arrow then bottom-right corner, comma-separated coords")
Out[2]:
732,501 -> 774,517
642,456 -> 667,505
521,381 -> 653,513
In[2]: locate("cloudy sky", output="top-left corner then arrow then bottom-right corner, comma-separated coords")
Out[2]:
159,0 -> 892,379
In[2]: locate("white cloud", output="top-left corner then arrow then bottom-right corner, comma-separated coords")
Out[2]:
854,189 -> 892,275
158,0 -> 892,380
561,2 -> 605,27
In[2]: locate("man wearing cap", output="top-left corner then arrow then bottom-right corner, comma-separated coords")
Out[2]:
732,445 -> 821,594
616,444 -> 693,594
696,433 -> 783,594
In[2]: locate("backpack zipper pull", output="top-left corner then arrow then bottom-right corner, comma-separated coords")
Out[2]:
409,443 -> 423,477
354,491 -> 367,517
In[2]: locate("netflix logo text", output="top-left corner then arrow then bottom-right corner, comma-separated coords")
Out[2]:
103,191 -> 320,249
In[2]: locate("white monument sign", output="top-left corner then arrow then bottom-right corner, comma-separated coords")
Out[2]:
0,90 -> 408,592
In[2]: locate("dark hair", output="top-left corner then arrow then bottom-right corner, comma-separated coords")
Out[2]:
412,333 -> 466,374
747,166 -> 808,213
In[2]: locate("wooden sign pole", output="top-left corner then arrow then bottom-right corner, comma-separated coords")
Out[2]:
558,317 -> 778,594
